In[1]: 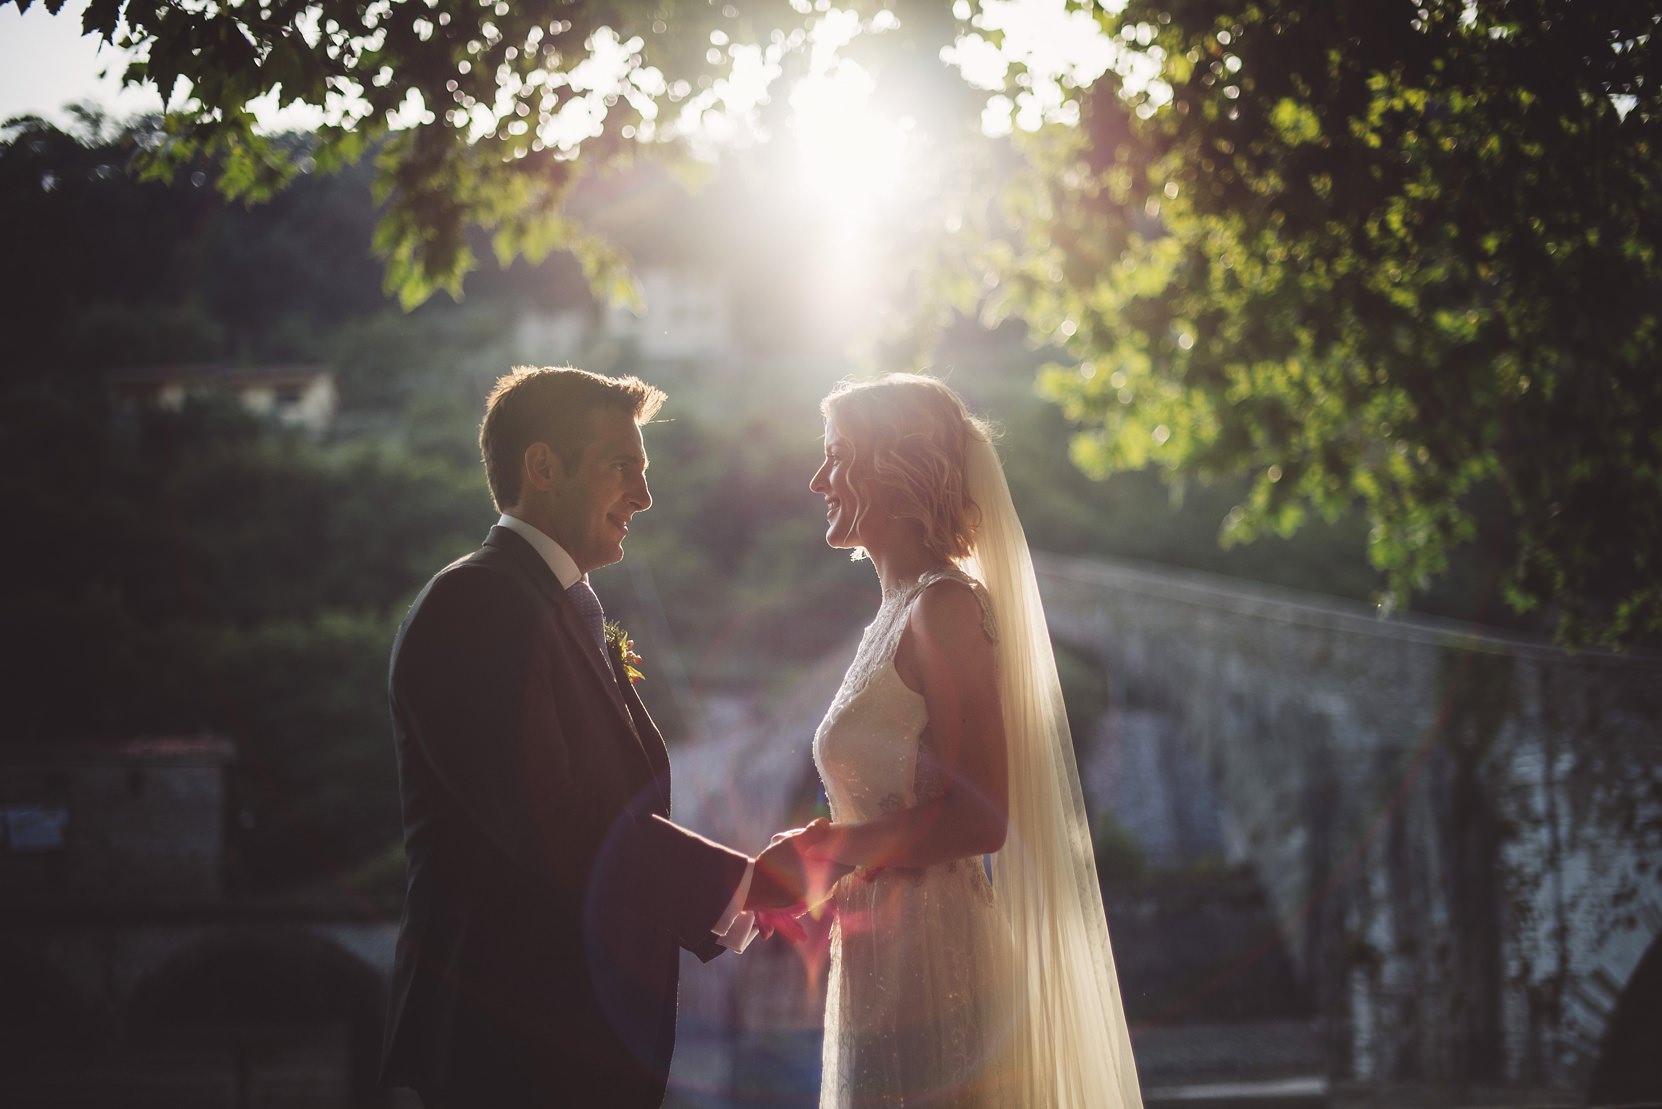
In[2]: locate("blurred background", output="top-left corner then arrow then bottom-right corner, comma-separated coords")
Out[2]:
2,1 -> 1660,1106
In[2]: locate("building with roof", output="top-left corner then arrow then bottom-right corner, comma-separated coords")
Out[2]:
108,363 -> 339,435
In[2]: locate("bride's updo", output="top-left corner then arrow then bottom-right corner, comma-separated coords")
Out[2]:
820,374 -> 994,563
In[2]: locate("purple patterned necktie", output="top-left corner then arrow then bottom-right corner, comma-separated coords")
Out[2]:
566,579 -> 608,657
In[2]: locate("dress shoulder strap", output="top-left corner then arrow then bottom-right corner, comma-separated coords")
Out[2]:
912,566 -> 999,644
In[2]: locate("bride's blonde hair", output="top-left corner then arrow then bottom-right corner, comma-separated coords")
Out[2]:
820,374 -> 995,564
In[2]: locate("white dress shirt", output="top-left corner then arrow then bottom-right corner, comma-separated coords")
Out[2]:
497,514 -> 758,952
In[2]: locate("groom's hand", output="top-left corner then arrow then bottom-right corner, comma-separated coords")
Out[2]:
749,820 -> 849,914
747,832 -> 811,911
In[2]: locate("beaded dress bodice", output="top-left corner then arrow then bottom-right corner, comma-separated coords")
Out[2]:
814,567 -> 999,824
810,567 -> 1013,1108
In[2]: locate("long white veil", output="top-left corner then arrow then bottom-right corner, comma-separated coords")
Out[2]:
960,434 -> 1143,1108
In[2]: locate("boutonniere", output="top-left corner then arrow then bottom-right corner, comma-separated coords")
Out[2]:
605,620 -> 645,684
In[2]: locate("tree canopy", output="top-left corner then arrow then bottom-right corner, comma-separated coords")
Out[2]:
7,0 -> 1660,645
1008,0 -> 1662,646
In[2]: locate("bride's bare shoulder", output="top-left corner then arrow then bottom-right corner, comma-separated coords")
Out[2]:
917,571 -> 990,641
910,574 -> 997,648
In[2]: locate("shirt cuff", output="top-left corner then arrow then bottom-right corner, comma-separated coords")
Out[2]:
716,911 -> 758,953
712,860 -> 757,953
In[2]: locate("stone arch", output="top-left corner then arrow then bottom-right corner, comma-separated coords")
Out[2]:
126,928 -> 388,1108
1587,929 -> 1662,1106
1042,609 -> 1315,1034
1048,622 -> 1236,874
1049,631 -> 1111,737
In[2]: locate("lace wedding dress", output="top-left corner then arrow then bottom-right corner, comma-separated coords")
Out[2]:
810,433 -> 1142,1109
813,566 -> 1017,1108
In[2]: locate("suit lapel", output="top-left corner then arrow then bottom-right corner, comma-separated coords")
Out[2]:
483,527 -> 651,759
617,670 -> 671,807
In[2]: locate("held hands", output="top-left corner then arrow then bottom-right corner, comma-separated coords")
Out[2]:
778,817 -> 852,909
746,820 -> 826,910
753,907 -> 808,943
746,818 -> 851,941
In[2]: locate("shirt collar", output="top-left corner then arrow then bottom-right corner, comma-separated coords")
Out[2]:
497,514 -> 583,590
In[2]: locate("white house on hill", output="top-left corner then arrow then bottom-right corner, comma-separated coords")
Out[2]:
109,363 -> 339,434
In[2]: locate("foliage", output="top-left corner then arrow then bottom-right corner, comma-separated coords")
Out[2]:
941,326 -> 1399,603
12,1 -> 1656,644
0,87 -> 1644,890
982,1 -> 1662,645
0,379 -> 479,884
0,111 -> 389,371
5,0 -> 858,305
0,122 -> 507,884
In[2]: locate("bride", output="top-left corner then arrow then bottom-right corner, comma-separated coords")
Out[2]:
787,374 -> 1143,1108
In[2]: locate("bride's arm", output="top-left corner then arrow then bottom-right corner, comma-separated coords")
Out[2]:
808,581 -> 1008,870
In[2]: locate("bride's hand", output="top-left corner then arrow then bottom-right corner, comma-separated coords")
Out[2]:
762,818 -> 845,906
797,820 -> 853,901
796,818 -> 841,860
754,907 -> 808,943
769,816 -> 832,847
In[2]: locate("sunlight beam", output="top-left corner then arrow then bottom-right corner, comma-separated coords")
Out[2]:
788,59 -> 912,234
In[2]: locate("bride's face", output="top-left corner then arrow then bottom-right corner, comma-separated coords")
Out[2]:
810,415 -> 868,550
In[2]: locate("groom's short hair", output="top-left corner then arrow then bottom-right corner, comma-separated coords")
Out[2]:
480,366 -> 666,510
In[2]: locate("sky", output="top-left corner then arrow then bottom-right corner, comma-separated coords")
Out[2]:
1,0 -> 1137,137
0,0 -> 161,124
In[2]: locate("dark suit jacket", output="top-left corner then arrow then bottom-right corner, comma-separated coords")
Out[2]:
381,526 -> 749,1107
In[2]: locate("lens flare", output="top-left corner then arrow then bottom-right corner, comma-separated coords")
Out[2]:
788,59 -> 912,234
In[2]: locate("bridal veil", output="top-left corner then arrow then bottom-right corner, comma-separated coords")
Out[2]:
961,432 -> 1144,1109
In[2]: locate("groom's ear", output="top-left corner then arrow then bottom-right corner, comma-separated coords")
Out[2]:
522,441 -> 565,493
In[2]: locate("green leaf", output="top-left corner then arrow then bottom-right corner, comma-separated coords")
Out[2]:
81,0 -> 123,39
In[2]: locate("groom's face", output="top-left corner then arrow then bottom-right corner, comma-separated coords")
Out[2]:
546,407 -> 652,574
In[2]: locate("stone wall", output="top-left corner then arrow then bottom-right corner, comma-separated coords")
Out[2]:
0,916 -> 395,1107
1035,552 -> 1662,1092
0,738 -> 236,905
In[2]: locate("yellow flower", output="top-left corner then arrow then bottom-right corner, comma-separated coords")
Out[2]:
604,620 -> 645,684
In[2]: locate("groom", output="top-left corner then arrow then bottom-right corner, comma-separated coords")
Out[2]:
381,366 -> 810,1108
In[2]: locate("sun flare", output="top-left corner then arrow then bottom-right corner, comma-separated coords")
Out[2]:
787,59 -> 912,232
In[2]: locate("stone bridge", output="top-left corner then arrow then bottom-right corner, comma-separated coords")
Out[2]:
0,737 -> 404,1107
4,554 -> 1657,1107
1031,551 -> 1662,1101
674,551 -> 1662,1105
2,905 -> 398,1106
